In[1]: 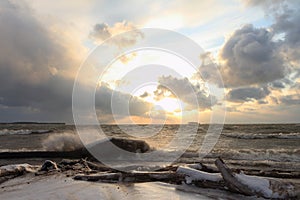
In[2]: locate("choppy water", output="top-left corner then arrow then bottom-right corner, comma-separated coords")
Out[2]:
0,123 -> 299,172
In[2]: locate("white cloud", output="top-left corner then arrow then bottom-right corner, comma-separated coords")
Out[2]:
89,21 -> 143,48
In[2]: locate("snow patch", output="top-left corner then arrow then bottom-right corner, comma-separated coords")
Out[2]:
176,166 -> 222,184
235,172 -> 295,199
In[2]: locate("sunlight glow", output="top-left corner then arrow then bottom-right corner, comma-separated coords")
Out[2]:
155,97 -> 182,113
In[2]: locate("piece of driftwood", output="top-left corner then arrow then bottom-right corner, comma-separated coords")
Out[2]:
0,164 -> 37,177
185,163 -> 219,173
215,158 -> 296,199
83,160 -> 116,172
57,159 -> 117,173
0,158 -> 297,199
215,158 -> 256,196
236,169 -> 300,179
70,158 -> 297,199
176,166 -> 226,190
0,164 -> 38,184
74,173 -> 122,183
74,171 -> 185,184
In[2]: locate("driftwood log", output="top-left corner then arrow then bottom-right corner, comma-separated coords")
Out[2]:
74,171 -> 185,184
176,166 -> 226,190
215,158 -> 256,195
72,158 -> 297,199
0,158 -> 297,199
215,158 -> 296,199
0,164 -> 38,184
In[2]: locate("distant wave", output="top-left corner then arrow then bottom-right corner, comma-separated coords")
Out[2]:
208,148 -> 300,162
124,148 -> 300,163
222,132 -> 300,139
0,129 -> 52,135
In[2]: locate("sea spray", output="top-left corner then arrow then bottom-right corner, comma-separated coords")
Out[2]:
42,132 -> 83,151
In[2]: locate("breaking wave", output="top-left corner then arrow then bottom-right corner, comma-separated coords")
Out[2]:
207,148 -> 300,162
223,132 -> 300,139
0,129 -> 52,135
42,132 -> 83,151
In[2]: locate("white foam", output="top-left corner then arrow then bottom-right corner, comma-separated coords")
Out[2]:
209,148 -> 300,162
223,132 -> 300,139
42,132 -> 83,151
0,129 -> 50,135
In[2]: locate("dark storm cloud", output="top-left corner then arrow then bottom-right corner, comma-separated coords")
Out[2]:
0,0 -> 150,122
244,0 -> 300,69
0,0 -> 77,122
155,76 -> 217,110
95,83 -> 151,117
236,0 -> 300,105
271,1 -> 300,67
227,87 -> 270,102
215,1 -> 300,92
220,24 -> 287,87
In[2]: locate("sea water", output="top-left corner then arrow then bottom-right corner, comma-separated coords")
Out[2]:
0,123 -> 299,172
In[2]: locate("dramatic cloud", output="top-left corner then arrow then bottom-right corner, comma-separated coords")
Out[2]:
220,24 -> 287,87
271,2 -> 300,70
0,1 -> 149,123
154,76 -> 217,110
89,21 -> 143,48
244,0 -> 300,68
95,83 -> 151,117
225,0 -> 300,107
227,87 -> 270,102
196,52 -> 224,86
0,0 -> 299,123
0,0 -> 82,122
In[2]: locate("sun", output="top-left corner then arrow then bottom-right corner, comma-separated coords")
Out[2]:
154,97 -> 182,113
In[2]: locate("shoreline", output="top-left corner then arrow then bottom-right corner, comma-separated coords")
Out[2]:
0,158 -> 299,199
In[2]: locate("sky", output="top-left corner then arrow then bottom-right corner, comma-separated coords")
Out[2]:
0,0 -> 299,124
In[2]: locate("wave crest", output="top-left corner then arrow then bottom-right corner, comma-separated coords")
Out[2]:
42,132 -> 83,151
223,132 -> 300,139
